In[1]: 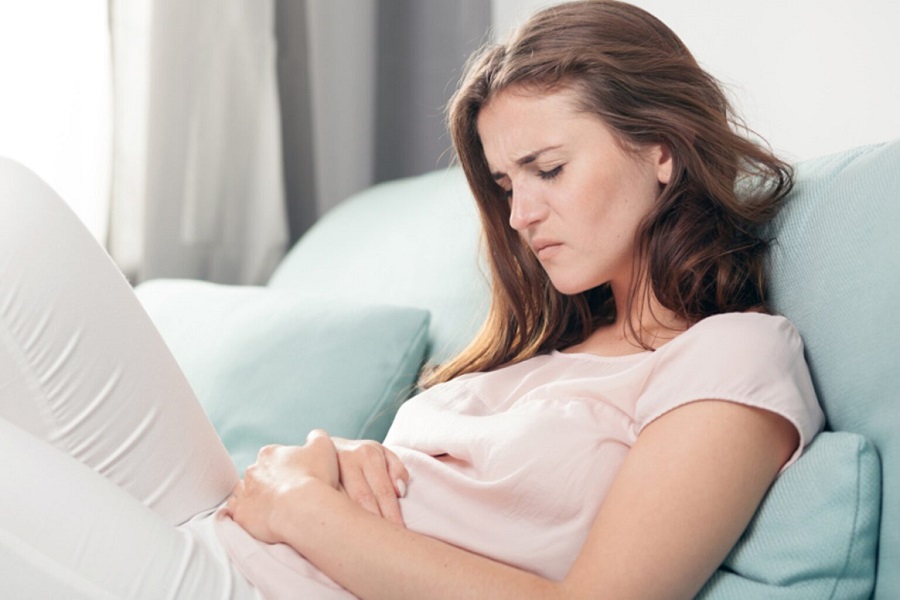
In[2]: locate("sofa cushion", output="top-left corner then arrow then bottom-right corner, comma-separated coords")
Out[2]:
135,279 -> 430,473
766,140 -> 899,598
699,431 -> 880,599
267,168 -> 490,363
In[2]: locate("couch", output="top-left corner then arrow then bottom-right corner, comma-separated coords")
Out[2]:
136,140 -> 899,599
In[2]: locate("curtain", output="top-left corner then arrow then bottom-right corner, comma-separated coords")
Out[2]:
109,0 -> 287,284
107,0 -> 490,282
276,0 -> 491,244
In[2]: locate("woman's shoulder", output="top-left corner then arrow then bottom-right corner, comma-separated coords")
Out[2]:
690,310 -> 795,330
669,311 -> 802,356
647,311 -> 809,391
637,311 -> 824,466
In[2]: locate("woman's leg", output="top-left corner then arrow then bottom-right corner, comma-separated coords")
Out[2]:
0,417 -> 260,599
0,158 -> 236,525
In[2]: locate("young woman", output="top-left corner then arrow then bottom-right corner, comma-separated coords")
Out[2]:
1,1 -> 822,598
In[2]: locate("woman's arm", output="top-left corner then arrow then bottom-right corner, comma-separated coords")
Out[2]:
564,400 -> 798,599
228,400 -> 798,600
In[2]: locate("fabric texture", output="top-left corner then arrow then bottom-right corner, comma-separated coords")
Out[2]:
215,312 -> 823,596
0,158 -> 235,525
0,157 -> 259,598
766,140 -> 900,599
136,279 -> 430,473
699,432 -> 881,599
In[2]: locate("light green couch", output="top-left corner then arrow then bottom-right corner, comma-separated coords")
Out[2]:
137,140 -> 899,599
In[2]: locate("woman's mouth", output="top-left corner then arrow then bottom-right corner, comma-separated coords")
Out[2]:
533,241 -> 562,260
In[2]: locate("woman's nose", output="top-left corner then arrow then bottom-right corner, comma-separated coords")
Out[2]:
508,185 -> 545,232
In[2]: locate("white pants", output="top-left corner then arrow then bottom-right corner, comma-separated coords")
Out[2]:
0,159 -> 261,598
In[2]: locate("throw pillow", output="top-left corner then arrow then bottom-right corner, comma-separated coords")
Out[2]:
135,279 -> 430,473
700,431 -> 881,599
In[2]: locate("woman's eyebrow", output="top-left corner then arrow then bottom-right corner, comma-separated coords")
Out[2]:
491,145 -> 563,180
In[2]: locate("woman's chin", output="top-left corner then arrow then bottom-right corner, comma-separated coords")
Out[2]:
548,278 -> 594,296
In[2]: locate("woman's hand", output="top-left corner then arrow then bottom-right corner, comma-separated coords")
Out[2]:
331,437 -> 409,526
225,429 -> 339,544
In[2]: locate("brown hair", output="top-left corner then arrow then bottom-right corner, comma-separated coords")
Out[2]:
425,0 -> 792,386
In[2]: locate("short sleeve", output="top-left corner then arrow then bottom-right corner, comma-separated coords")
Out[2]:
635,312 -> 825,470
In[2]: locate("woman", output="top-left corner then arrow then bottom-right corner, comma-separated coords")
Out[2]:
1,1 -> 822,598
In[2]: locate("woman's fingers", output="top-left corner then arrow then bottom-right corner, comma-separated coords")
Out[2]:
306,428 -> 330,444
333,438 -> 408,526
224,436 -> 343,543
361,452 -> 405,526
383,447 -> 410,497
300,430 -> 340,487
342,462 -> 383,518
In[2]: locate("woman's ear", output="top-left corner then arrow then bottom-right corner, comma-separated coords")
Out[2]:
653,143 -> 673,185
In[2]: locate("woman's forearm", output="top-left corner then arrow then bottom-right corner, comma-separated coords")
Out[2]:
276,479 -> 568,600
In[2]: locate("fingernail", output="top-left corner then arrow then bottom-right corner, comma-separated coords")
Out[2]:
396,479 -> 407,498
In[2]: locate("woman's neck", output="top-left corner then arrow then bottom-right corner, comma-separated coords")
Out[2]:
566,283 -> 688,357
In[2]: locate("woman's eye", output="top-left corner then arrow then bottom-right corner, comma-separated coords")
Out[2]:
538,165 -> 563,180
502,188 -> 513,201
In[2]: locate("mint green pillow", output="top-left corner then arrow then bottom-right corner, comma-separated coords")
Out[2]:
135,279 -> 430,473
700,432 -> 881,599
766,140 -> 899,598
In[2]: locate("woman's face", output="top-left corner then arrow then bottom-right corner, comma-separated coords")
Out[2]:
477,87 -> 672,296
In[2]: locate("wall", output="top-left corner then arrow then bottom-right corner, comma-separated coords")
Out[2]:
491,0 -> 900,161
0,1 -> 111,239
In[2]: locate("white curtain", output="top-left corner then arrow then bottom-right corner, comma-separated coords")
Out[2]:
0,1 -> 112,240
109,0 -> 287,284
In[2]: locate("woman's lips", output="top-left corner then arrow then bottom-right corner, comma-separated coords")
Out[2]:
533,241 -> 562,259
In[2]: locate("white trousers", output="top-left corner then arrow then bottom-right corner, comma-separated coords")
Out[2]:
0,159 -> 261,598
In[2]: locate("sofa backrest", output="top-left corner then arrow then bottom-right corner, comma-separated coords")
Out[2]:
766,140 -> 900,599
268,169 -> 489,363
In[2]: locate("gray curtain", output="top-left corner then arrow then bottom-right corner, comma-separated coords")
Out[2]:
275,0 -> 491,245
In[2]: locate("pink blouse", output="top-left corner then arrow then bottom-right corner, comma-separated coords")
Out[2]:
213,312 -> 825,598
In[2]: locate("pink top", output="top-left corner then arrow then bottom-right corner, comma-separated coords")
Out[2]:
213,312 -> 824,599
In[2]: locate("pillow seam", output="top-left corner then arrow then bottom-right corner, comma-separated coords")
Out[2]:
356,317 -> 430,439
826,435 -> 866,600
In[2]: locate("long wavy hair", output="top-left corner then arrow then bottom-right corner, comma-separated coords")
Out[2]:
425,0 -> 792,387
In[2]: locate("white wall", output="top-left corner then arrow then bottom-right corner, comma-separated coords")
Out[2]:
491,0 -> 900,161
0,1 -> 111,239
